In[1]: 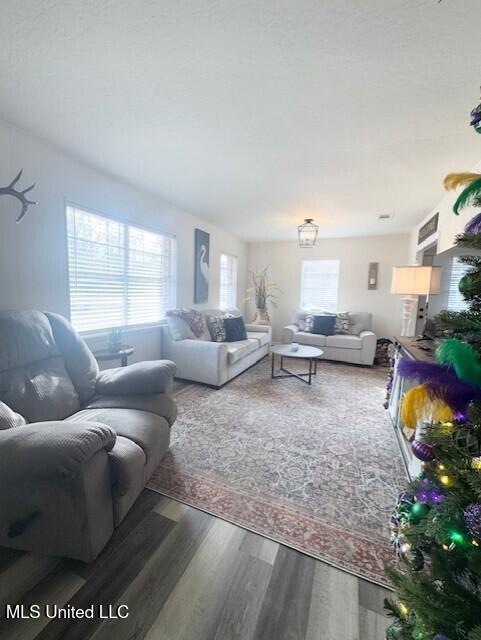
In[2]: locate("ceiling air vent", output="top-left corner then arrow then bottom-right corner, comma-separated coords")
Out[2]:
379,214 -> 392,220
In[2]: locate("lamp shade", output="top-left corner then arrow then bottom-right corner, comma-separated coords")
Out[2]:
298,218 -> 319,248
390,266 -> 442,296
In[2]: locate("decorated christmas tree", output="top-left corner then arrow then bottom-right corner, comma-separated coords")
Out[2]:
385,102 -> 481,640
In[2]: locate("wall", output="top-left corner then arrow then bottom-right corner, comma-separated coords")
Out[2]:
246,234 -> 410,341
409,159 -> 481,263
0,119 -> 246,362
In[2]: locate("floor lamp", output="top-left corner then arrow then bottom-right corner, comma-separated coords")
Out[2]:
390,266 -> 442,337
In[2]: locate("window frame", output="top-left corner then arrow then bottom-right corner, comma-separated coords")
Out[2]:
299,258 -> 340,313
219,252 -> 238,310
65,201 -> 177,335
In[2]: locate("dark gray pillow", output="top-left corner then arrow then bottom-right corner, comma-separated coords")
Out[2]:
224,316 -> 247,342
312,315 -> 336,335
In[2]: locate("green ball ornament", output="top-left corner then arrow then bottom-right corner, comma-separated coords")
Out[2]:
458,273 -> 475,296
410,501 -> 429,522
386,622 -> 405,640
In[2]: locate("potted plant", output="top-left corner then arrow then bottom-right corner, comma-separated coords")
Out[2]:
244,266 -> 280,325
107,327 -> 123,352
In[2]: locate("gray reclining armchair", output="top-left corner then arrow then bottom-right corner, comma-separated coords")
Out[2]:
0,311 -> 176,561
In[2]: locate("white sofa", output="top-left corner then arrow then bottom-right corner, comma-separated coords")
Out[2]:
282,311 -> 377,366
162,309 -> 272,387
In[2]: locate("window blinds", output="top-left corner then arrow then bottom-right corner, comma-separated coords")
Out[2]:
300,259 -> 340,312
66,205 -> 176,332
219,253 -> 238,309
447,257 -> 469,312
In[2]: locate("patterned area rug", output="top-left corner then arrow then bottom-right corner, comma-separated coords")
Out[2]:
148,357 -> 405,587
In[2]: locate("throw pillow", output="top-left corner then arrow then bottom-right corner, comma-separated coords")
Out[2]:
207,315 -> 226,342
305,314 -> 314,332
223,316 -> 247,342
312,315 -> 336,335
166,308 -> 205,338
335,312 -> 350,334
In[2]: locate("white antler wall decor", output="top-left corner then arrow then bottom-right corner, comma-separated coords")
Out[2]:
0,170 -> 36,223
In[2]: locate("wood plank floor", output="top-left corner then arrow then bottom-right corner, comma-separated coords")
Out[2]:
0,490 -> 391,640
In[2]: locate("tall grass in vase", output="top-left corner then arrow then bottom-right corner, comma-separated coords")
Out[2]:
244,267 -> 280,325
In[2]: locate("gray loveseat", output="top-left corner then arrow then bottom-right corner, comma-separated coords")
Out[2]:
0,311 -> 176,561
162,308 -> 271,387
282,311 -> 377,365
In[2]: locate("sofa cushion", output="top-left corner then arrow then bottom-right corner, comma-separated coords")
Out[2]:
294,332 -> 326,347
227,339 -> 258,364
224,316 -> 247,342
348,312 -> 372,335
326,334 -> 363,350
108,435 -> 146,497
207,315 -> 226,342
334,312 -> 350,335
246,331 -> 270,348
312,315 -> 336,335
67,407 -> 167,470
0,311 -> 80,422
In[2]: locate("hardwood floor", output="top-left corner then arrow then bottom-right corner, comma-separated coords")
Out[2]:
0,490 -> 391,640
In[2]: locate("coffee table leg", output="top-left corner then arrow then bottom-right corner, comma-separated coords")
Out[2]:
308,358 -> 312,385
271,352 -> 275,378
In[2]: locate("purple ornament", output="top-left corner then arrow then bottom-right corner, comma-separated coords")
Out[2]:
411,439 -> 435,462
434,635 -> 450,640
464,503 -> 481,538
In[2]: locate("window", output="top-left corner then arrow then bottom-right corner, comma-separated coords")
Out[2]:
219,253 -> 238,309
447,257 -> 469,312
300,259 -> 339,312
66,205 -> 176,332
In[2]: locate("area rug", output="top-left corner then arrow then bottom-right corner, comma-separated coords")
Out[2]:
148,357 -> 406,587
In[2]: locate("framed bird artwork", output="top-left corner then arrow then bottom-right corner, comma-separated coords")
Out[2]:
194,228 -> 210,303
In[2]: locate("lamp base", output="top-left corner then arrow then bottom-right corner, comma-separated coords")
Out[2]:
400,295 -> 418,337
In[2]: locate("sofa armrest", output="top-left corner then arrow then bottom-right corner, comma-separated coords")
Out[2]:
282,324 -> 299,344
0,422 -> 116,481
359,331 -> 377,365
163,339 -> 229,386
244,324 -> 271,333
96,360 -> 176,396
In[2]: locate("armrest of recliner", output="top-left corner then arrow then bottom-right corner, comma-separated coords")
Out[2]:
282,324 -> 299,344
86,393 -> 178,427
96,360 -> 176,396
0,401 -> 26,430
359,331 -> 377,365
0,422 -> 116,481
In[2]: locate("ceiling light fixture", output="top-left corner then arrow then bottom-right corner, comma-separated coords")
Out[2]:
297,218 -> 318,248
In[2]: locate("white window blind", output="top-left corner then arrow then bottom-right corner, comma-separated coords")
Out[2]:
300,259 -> 340,312
447,257 -> 469,312
66,205 -> 176,332
219,253 -> 238,309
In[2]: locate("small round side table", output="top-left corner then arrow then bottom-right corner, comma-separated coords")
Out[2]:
94,345 -> 134,367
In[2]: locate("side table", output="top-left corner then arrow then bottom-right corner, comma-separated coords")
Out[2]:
94,345 -> 134,367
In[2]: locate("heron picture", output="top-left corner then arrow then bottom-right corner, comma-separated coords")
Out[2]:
194,228 -> 210,303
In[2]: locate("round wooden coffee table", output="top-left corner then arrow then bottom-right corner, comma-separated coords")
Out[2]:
270,344 -> 323,385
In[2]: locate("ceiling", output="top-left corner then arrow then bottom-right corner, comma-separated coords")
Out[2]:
0,0 -> 480,241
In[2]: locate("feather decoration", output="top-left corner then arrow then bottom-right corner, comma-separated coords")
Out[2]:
464,212 -> 481,234
436,338 -> 481,386
402,385 -> 430,429
443,173 -> 481,191
453,178 -> 481,215
397,358 -> 481,413
401,385 -> 454,429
